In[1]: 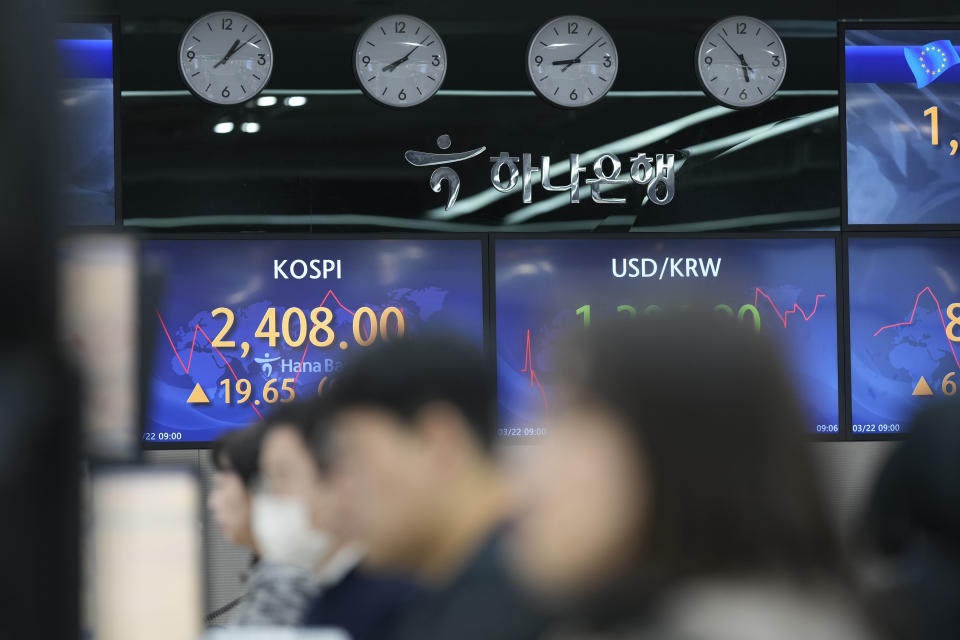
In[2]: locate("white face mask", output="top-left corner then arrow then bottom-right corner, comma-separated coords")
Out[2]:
251,494 -> 333,570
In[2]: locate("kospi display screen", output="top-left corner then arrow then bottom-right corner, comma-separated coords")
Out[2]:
144,238 -> 485,444
58,22 -> 116,225
847,237 -> 960,435
844,27 -> 960,225
495,237 -> 841,438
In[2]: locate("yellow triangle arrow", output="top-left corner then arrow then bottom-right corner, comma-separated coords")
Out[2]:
187,383 -> 211,404
912,376 -> 934,396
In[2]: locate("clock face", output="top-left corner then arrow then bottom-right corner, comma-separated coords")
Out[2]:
526,16 -> 618,108
354,15 -> 447,108
179,11 -> 273,105
696,16 -> 786,108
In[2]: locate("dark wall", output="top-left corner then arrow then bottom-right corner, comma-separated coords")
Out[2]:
64,1 -> 960,232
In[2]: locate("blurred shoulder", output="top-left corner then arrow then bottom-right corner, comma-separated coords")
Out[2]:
650,579 -> 879,640
548,578 -> 879,640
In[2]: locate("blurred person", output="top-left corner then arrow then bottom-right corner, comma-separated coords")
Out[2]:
509,312 -> 880,640
864,401 -> 960,640
208,421 -> 314,627
256,400 -> 419,639
209,423 -> 264,552
324,335 -> 549,640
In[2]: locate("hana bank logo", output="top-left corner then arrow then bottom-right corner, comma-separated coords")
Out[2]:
404,133 -> 676,211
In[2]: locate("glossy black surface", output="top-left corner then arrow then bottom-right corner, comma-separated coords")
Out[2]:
62,0 -> 960,231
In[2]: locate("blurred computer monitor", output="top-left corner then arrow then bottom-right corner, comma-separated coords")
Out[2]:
90,468 -> 203,640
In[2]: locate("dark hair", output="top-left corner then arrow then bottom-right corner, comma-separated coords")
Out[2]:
556,311 -> 846,592
257,398 -> 337,475
325,334 -> 495,450
211,423 -> 265,489
866,400 -> 960,553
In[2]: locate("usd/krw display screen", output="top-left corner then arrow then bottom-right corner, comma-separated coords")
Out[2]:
848,237 -> 960,435
58,23 -> 115,225
845,28 -> 960,225
144,238 -> 485,444
495,237 -> 841,438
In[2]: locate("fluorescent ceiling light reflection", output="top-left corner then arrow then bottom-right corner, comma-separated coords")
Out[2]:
284,96 -> 307,107
213,122 -> 234,134
241,122 -> 261,133
501,106 -> 838,225
256,96 -> 277,106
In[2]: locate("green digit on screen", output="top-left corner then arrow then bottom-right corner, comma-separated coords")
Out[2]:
737,304 -> 762,333
576,304 -> 591,328
713,304 -> 734,317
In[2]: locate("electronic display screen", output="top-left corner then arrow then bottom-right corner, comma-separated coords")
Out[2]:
844,28 -> 960,225
58,23 -> 116,225
495,237 -> 841,438
847,237 -> 960,435
144,238 -> 485,444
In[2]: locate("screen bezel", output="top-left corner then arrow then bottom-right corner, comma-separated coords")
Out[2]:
490,231 -> 847,441
60,15 -> 122,227
839,20 -> 960,231
842,230 -> 960,440
139,232 -> 491,450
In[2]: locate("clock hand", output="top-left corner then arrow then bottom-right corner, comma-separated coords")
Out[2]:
213,39 -> 242,68
214,34 -> 259,68
551,58 -> 580,66
383,35 -> 431,72
561,37 -> 602,71
737,54 -> 751,82
717,34 -> 741,58
717,35 -> 752,82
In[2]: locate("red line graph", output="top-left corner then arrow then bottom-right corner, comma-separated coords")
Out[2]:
521,329 -> 549,419
293,290 -> 357,385
157,289 -> 395,416
753,288 -> 825,328
156,310 -> 263,419
873,286 -> 960,371
520,289 -> 826,418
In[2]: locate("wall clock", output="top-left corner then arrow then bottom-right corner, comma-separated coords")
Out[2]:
526,15 -> 618,108
354,15 -> 447,107
179,11 -> 274,105
696,16 -> 786,108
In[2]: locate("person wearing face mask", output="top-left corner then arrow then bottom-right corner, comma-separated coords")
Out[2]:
209,421 -> 320,627
255,400 -> 419,639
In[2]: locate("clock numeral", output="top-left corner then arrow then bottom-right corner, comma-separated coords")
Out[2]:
736,22 -> 746,34
362,55 -> 371,65
739,88 -> 748,101
395,20 -> 406,33
570,89 -> 578,101
222,86 -> 231,98
535,55 -> 543,65
567,21 -> 578,34
771,55 -> 781,67
186,50 -> 196,60
398,89 -> 407,101
258,53 -> 266,65
432,54 -> 441,67
704,55 -> 712,65
603,54 -> 612,68
222,17 -> 233,31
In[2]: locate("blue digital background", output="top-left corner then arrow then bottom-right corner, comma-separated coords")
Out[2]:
848,237 -> 960,433
144,238 -> 485,443
58,23 -> 115,225
495,238 -> 841,436
845,29 -> 960,224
